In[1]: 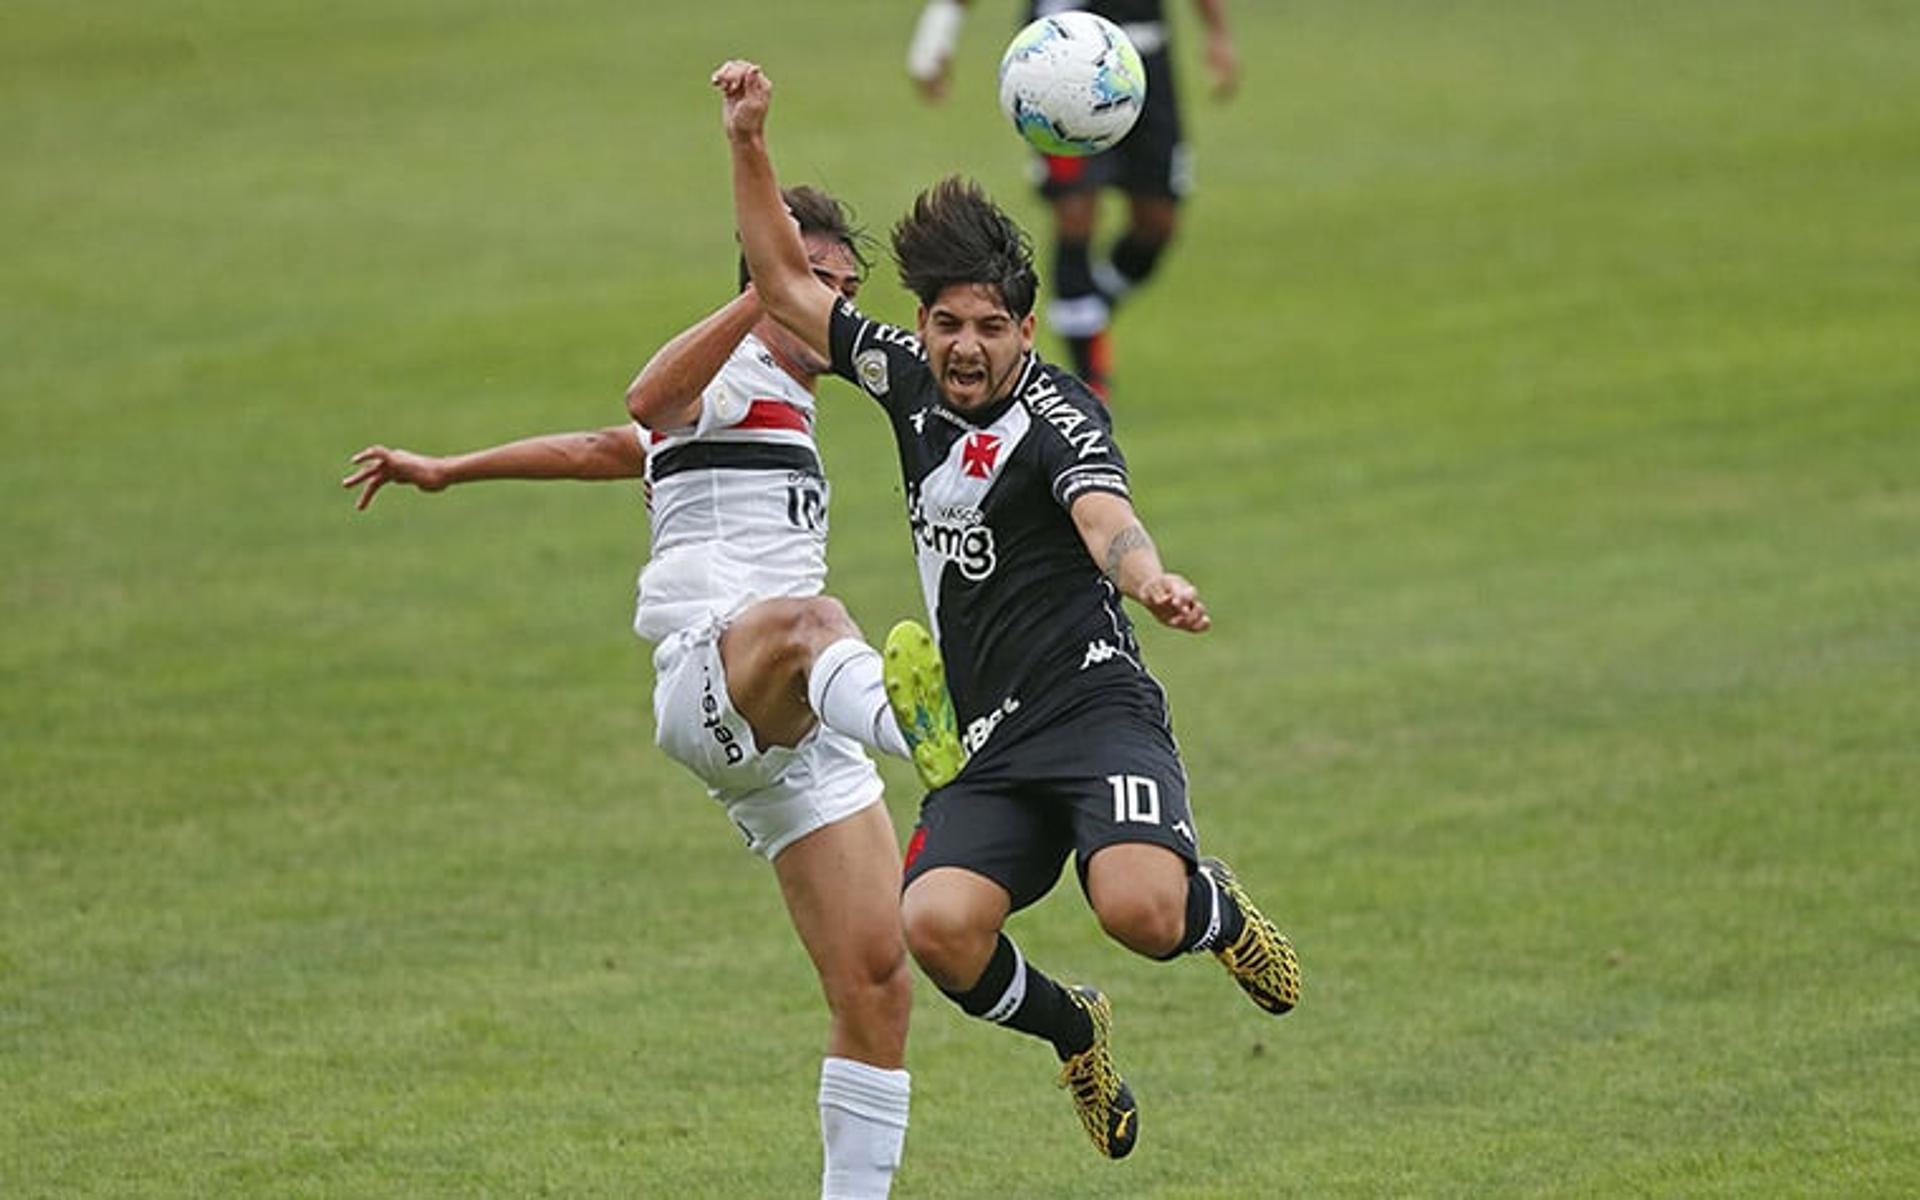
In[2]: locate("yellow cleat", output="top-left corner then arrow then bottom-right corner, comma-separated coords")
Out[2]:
882,620 -> 966,790
1056,986 -> 1138,1160
1202,857 -> 1301,1015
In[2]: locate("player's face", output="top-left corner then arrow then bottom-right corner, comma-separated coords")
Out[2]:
918,284 -> 1035,412
805,235 -> 863,303
764,235 -> 862,377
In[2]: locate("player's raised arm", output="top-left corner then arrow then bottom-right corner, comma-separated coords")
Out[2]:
342,428 -> 644,511
625,287 -> 763,432
1192,0 -> 1242,100
1069,491 -> 1211,633
713,60 -> 836,361
905,0 -> 969,102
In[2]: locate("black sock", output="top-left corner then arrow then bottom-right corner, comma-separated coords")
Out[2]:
1065,335 -> 1097,380
1054,237 -> 1096,299
1161,867 -> 1248,958
1051,237 -> 1109,383
1110,233 -> 1167,290
941,934 -> 1095,1059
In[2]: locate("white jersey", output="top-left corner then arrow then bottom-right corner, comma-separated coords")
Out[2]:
631,333 -> 829,642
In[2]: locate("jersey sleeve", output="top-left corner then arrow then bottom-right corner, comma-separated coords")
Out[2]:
828,297 -> 928,416
1036,384 -> 1131,509
632,344 -> 754,439
690,354 -> 758,435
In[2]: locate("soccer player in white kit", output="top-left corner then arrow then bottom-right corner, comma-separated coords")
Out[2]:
342,187 -> 961,1200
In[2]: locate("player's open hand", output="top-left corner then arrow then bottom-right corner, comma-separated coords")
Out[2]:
1139,573 -> 1211,633
712,60 -> 772,141
342,445 -> 447,511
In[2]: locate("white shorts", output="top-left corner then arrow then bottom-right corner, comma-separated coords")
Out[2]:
651,611 -> 885,860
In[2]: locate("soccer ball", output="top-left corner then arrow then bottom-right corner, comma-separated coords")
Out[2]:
997,11 -> 1147,157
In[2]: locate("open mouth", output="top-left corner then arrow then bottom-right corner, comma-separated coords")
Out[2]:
946,363 -> 988,392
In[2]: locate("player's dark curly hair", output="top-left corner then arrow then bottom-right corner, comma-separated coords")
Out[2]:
738,184 -> 870,290
891,176 -> 1038,318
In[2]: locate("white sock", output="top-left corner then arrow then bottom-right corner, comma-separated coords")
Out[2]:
807,639 -> 911,760
1092,256 -> 1134,302
818,1056 -> 910,1200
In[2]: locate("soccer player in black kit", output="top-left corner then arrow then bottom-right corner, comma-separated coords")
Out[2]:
716,60 -> 1296,1161
906,0 -> 1241,399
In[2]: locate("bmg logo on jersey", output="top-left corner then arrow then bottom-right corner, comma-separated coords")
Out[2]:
909,495 -> 998,581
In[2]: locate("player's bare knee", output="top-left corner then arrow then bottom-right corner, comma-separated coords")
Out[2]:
772,596 -> 859,661
901,900 -> 984,983
1096,890 -> 1185,958
801,595 -> 859,645
825,947 -> 911,1025
735,597 -> 854,679
900,904 -> 952,969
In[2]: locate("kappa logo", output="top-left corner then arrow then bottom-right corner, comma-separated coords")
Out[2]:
1079,638 -> 1139,671
961,432 -> 1003,479
855,348 -> 890,397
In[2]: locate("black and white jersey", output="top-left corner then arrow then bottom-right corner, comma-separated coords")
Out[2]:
1028,1 -> 1165,27
829,299 -> 1165,762
1030,0 -> 1174,51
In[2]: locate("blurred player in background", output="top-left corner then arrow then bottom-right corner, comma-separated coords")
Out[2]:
718,59 -> 1296,1162
906,0 -> 1240,399
342,194 -> 965,1199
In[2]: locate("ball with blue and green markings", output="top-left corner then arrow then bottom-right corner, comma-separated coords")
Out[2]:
997,11 -> 1147,157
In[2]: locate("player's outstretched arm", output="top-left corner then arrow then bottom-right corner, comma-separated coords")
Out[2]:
713,60 -> 836,361
1192,0 -> 1241,100
626,288 -> 763,432
906,0 -> 970,102
1070,491 -> 1211,633
342,427 -> 645,511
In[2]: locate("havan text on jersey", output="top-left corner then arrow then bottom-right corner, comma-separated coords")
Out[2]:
1022,372 -> 1109,461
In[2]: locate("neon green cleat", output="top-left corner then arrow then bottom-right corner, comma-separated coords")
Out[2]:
1202,856 -> 1302,1015
882,620 -> 966,790
1056,986 -> 1138,1159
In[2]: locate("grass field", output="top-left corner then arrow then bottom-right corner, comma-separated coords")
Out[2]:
4,1 -> 1917,1195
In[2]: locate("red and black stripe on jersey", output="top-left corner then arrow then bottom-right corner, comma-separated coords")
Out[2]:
645,399 -> 821,480
828,298 -> 1167,762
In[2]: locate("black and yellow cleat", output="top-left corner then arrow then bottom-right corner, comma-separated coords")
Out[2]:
1202,856 -> 1302,1015
1056,986 -> 1138,1160
882,620 -> 966,790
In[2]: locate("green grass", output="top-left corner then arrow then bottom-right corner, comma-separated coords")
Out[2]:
4,1 -> 1917,1195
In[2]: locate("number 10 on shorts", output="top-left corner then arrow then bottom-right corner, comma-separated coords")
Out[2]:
1107,774 -> 1162,824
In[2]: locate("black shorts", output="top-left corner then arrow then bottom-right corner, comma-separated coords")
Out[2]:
1034,49 -> 1188,201
901,702 -> 1199,912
